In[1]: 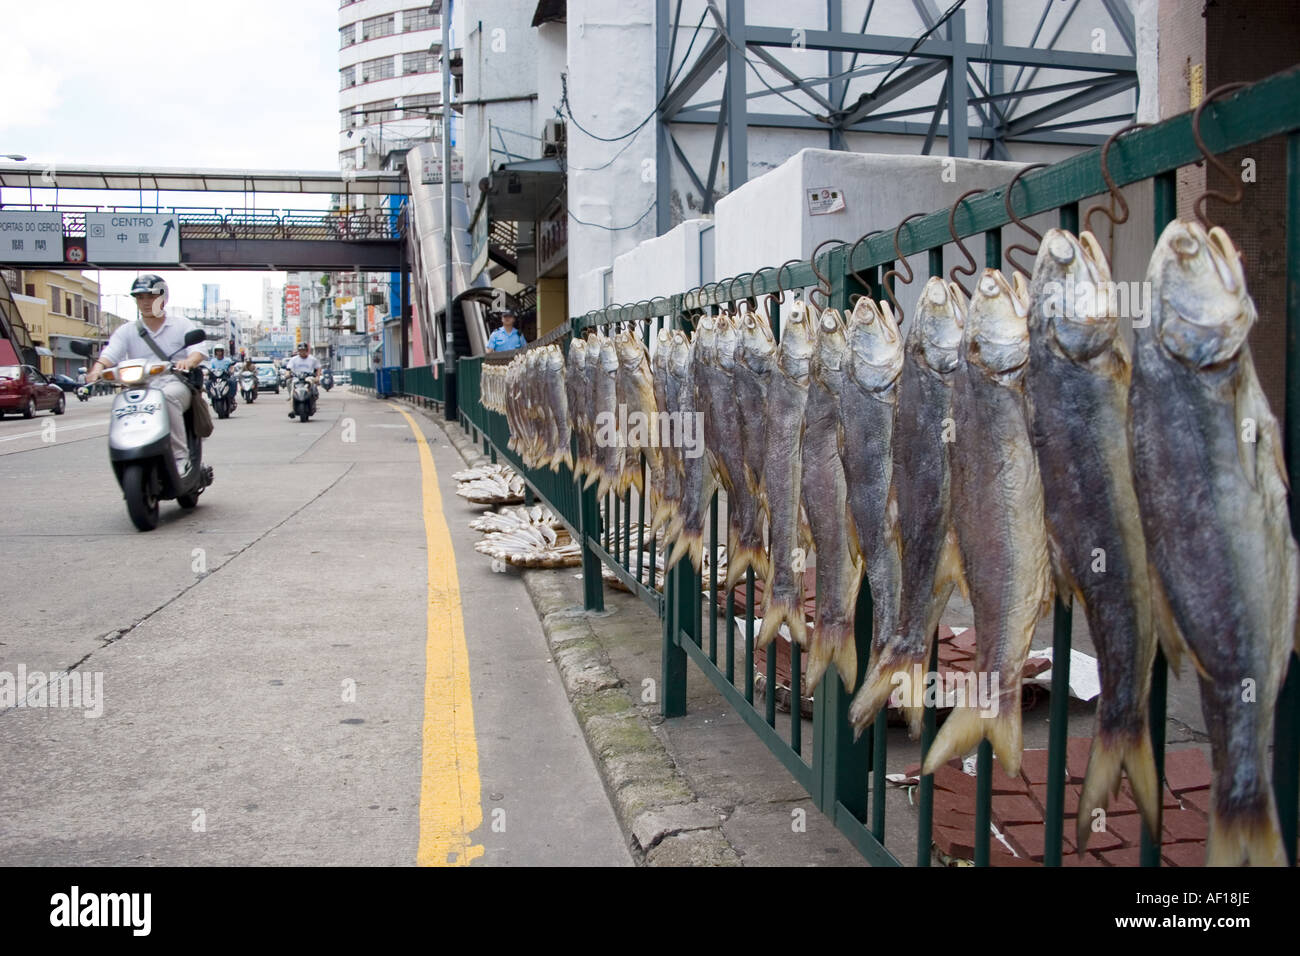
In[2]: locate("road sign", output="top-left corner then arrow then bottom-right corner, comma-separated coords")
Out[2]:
295,327 -> 302,344
285,284 -> 300,317
0,211 -> 64,263
85,212 -> 180,264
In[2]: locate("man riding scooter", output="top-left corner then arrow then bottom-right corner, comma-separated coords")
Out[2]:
283,341 -> 322,421
205,346 -> 237,417
82,274 -> 209,482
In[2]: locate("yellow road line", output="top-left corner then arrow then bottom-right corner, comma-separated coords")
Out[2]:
392,404 -> 485,866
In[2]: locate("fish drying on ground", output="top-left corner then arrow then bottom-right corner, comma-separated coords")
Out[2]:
649,328 -> 681,533
1129,220 -> 1298,866
851,278 -> 967,737
614,329 -> 660,498
923,269 -> 1052,778
695,312 -> 757,588
833,295 -> 904,727
667,328 -> 715,572
728,310 -> 776,590
567,338 -> 589,479
801,306 -> 864,690
1025,228 -> 1162,850
542,344 -> 572,471
757,300 -> 817,649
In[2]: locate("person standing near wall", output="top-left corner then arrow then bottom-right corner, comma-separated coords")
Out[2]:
485,310 -> 526,352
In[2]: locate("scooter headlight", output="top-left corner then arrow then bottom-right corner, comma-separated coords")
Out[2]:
118,365 -> 144,384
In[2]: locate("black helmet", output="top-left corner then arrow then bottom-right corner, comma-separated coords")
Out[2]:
130,274 -> 169,302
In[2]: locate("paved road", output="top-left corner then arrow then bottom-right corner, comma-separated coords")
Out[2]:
0,387 -> 630,866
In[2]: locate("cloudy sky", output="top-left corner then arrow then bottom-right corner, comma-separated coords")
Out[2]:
1,0 -> 342,316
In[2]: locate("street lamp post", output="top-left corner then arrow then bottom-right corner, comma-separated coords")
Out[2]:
0,154 -> 26,161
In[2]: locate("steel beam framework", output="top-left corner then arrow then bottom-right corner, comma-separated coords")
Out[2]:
655,0 -> 1138,232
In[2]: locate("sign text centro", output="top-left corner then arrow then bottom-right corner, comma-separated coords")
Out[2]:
85,212 -> 180,265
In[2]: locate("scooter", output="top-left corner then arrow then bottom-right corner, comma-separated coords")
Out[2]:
70,331 -> 214,532
321,369 -> 334,392
290,371 -> 318,423
239,369 -> 258,403
208,369 -> 236,419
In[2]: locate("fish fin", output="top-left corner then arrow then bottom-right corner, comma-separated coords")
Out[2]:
629,467 -> 645,494
1206,796 -> 1287,866
757,598 -> 807,650
921,707 -> 986,776
937,527 -> 968,602
1045,529 -> 1082,608
1148,565 -> 1195,679
850,650 -> 923,738
583,467 -> 600,490
805,622 -> 857,693
1076,728 -> 1160,854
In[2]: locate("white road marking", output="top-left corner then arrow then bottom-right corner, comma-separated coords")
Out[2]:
0,418 -> 109,443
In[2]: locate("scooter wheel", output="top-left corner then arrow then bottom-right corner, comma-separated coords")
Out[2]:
123,463 -> 161,531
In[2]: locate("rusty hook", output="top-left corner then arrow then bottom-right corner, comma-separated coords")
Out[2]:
882,213 -> 925,315
727,273 -> 752,308
747,265 -> 773,302
947,187 -> 986,296
847,229 -> 884,305
771,257 -> 802,308
1192,82 -> 1250,229
1083,122 -> 1150,237
809,238 -> 847,310
1004,162 -> 1049,276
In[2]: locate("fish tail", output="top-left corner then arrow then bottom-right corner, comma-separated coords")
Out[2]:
756,598 -> 806,650
921,706 -> 1023,778
850,650 -> 923,738
1206,795 -> 1287,866
724,542 -> 763,591
1076,728 -> 1161,853
583,467 -> 600,490
804,623 -> 857,693
668,529 -> 704,574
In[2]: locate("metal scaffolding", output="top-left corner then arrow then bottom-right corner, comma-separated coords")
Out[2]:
654,0 -> 1139,231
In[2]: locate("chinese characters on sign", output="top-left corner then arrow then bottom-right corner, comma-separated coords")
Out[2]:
0,212 -> 64,263
285,285 -> 301,317
84,213 -> 180,264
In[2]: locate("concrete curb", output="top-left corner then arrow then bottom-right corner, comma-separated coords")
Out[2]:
411,400 -> 742,866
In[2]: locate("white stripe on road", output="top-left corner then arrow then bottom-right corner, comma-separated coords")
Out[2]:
0,418 -> 109,442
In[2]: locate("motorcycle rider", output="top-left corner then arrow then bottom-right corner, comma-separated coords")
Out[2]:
206,346 -> 237,409
83,274 -> 208,479
241,358 -> 259,400
283,341 -> 322,418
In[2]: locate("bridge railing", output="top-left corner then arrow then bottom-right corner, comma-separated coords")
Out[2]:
0,204 -> 404,241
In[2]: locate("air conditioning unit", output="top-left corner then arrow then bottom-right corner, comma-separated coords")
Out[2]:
366,292 -> 384,306
542,118 -> 566,156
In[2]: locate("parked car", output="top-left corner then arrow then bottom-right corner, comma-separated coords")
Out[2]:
334,370 -> 352,385
253,362 -> 279,394
0,365 -> 66,417
50,374 -> 80,392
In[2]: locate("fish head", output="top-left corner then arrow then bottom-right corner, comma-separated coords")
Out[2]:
777,300 -> 817,382
669,330 -> 691,379
1028,228 -> 1118,361
713,312 -> 740,371
585,333 -> 604,371
569,338 -> 586,369
846,295 -> 905,391
615,329 -> 645,369
813,307 -> 849,379
1147,219 -> 1255,367
599,334 -> 620,372
964,269 -> 1031,380
740,313 -> 776,374
652,328 -> 670,371
546,343 -> 564,373
909,276 -> 966,375
694,313 -> 718,365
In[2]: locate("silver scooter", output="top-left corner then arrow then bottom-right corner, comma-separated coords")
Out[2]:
72,332 -> 214,531
290,371 -> 318,423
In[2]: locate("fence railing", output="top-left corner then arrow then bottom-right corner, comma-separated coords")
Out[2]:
0,204 -> 405,241
455,68 -> 1300,867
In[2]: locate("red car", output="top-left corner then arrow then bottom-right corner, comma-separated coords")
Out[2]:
0,364 -> 66,418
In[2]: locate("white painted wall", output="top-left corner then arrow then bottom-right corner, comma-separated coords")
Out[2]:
611,218 -> 711,305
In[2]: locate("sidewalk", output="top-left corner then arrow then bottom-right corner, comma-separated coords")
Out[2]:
421,399 -> 865,866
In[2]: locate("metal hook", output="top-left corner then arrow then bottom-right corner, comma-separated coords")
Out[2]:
727,273 -> 751,307
771,257 -> 801,307
847,229 -> 884,305
808,238 -> 847,310
882,213 -> 924,315
1083,122 -> 1149,237
1192,82 -> 1250,229
1004,162 -> 1048,276
747,265 -> 773,301
947,187 -> 985,296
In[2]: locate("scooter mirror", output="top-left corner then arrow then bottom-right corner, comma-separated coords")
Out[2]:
184,329 -> 208,347
69,340 -> 93,357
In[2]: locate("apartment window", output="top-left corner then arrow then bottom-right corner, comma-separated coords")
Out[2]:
48,287 -> 61,313
361,56 -> 394,82
403,7 -> 439,32
65,296 -> 72,315
339,23 -> 355,47
403,51 -> 435,75
25,284 -> 35,297
361,14 -> 395,41
74,294 -> 84,319
363,99 -> 398,123
402,92 -> 441,115
340,65 -> 355,89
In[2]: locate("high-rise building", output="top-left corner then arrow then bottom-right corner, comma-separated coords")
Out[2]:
338,1 -> 446,184
201,283 -> 221,314
261,278 -> 283,330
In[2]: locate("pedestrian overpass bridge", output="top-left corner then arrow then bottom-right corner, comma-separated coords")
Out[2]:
0,163 -> 409,271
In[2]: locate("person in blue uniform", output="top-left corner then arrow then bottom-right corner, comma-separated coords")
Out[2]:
486,310 -> 526,352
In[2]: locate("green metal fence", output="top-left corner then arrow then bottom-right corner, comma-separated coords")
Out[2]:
351,370 -> 375,391
456,68 -> 1300,867
400,363 -> 445,404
